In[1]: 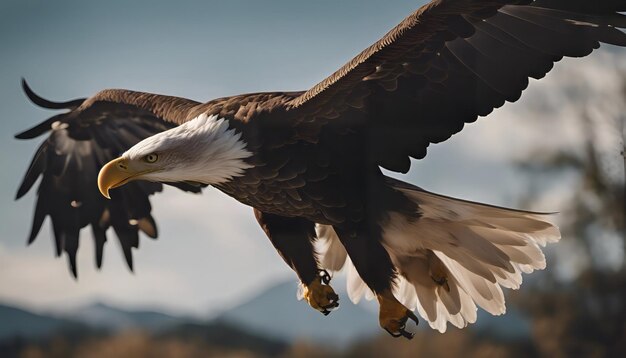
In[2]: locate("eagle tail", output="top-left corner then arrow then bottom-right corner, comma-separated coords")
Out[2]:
315,178 -> 560,333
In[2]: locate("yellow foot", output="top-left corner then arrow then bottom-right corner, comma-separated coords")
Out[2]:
301,271 -> 339,316
377,289 -> 418,339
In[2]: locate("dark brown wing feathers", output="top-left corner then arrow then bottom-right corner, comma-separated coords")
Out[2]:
287,0 -> 626,173
82,89 -> 199,125
15,82 -> 203,277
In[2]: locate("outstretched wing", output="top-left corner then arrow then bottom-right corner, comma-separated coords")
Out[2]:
15,80 -> 203,277
287,0 -> 626,173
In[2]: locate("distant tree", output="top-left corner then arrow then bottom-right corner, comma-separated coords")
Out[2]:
514,72 -> 626,358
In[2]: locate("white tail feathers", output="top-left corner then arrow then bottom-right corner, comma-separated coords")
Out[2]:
314,180 -> 560,333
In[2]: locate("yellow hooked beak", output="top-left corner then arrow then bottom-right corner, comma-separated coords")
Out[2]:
97,157 -> 145,199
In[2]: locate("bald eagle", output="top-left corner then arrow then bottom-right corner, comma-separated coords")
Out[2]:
15,0 -> 626,338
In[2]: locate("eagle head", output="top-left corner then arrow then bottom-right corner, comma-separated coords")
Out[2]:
97,113 -> 253,198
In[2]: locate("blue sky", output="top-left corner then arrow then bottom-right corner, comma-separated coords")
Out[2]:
0,0 -> 623,317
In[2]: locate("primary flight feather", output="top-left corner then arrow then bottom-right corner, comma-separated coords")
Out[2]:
15,0 -> 626,338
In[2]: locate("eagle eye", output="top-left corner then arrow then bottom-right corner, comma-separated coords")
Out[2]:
144,153 -> 158,163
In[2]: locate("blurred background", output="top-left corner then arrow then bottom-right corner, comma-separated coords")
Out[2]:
0,1 -> 624,357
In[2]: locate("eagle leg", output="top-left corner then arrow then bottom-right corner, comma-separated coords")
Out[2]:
333,223 -> 417,338
377,289 -> 419,339
301,270 -> 339,315
254,209 -> 339,314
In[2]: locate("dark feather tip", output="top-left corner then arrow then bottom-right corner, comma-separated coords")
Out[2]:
123,251 -> 134,272
21,78 -> 85,110
68,256 -> 78,279
14,117 -> 57,140
95,243 -> 105,269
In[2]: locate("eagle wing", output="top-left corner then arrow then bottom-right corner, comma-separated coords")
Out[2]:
286,0 -> 626,173
15,80 -> 204,277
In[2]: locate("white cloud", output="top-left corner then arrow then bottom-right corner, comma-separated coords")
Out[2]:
0,240 -> 190,314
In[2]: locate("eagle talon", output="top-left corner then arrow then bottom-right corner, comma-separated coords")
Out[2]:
319,269 -> 332,285
384,328 -> 402,338
377,289 -> 418,339
399,328 -> 415,339
302,274 -> 339,315
384,327 -> 415,339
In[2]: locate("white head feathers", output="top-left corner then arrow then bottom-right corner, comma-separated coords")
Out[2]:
123,113 -> 253,184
